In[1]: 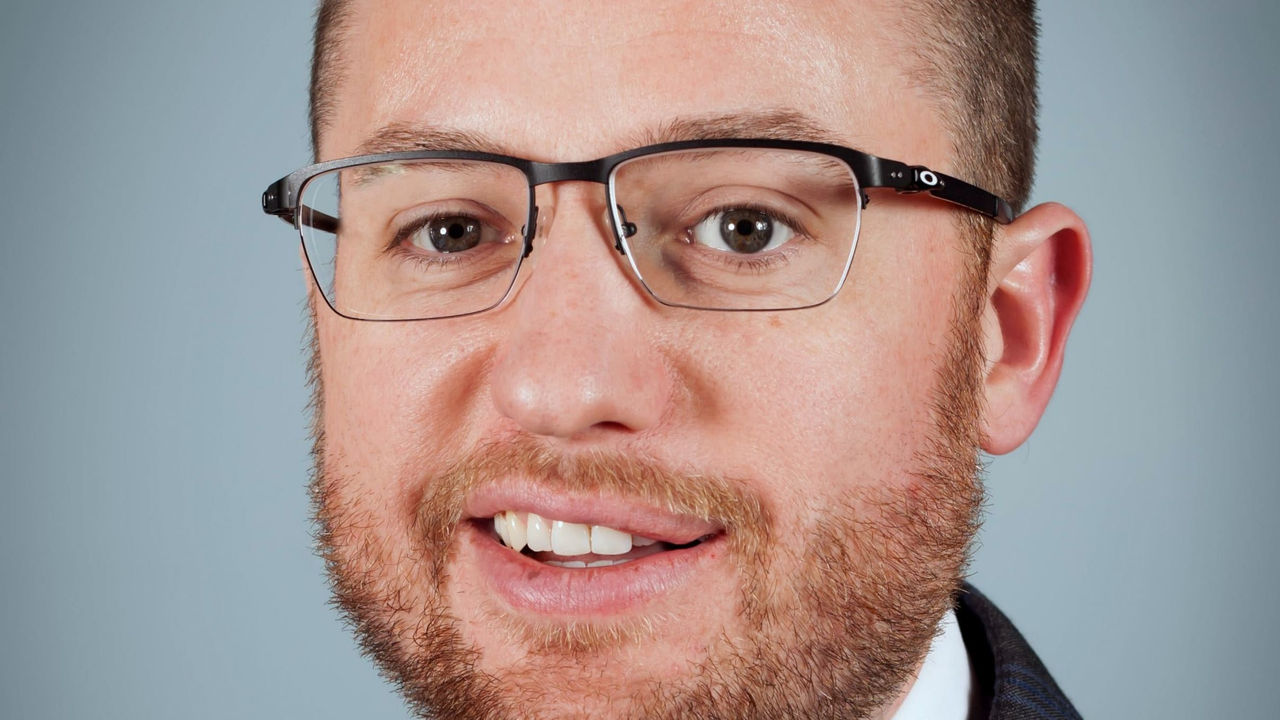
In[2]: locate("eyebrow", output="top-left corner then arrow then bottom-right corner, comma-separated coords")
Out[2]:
632,109 -> 852,147
354,125 -> 513,156
352,109 -> 854,158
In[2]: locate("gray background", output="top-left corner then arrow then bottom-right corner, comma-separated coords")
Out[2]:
1,1 -> 1276,717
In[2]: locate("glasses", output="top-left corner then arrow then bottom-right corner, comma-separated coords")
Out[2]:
262,139 -> 1014,321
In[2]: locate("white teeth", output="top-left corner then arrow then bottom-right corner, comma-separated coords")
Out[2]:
492,512 -> 671,562
551,520 -> 592,556
503,511 -> 526,552
545,559 -> 631,568
493,512 -> 510,547
589,525 -> 632,555
525,512 -> 552,552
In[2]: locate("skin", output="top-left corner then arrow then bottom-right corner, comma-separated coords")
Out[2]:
310,0 -> 1093,717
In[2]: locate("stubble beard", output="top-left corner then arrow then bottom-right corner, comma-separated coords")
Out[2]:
306,251 -> 989,719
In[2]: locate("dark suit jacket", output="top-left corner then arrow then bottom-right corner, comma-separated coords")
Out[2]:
956,585 -> 1083,720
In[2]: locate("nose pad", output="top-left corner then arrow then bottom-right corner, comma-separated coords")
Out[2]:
613,204 -> 638,254
520,204 -> 540,258
530,198 -> 636,256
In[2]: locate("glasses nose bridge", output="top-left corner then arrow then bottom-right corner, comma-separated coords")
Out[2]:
526,157 -> 612,187
526,157 -> 628,253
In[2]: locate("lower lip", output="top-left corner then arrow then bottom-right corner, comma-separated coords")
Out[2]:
461,522 -> 723,616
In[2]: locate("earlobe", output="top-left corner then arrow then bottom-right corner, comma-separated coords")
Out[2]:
980,202 -> 1093,455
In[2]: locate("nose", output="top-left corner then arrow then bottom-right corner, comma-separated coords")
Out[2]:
488,187 -> 673,441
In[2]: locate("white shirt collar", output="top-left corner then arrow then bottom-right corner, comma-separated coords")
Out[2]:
891,610 -> 972,720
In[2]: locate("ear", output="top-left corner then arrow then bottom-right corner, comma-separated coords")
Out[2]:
980,202 -> 1093,455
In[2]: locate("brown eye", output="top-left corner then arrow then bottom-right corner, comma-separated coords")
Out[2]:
416,216 -> 483,253
719,210 -> 774,253
691,208 -> 794,254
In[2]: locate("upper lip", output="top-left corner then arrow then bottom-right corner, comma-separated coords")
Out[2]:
463,479 -> 723,545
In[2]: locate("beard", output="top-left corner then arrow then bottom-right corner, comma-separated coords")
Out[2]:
306,249 -> 990,719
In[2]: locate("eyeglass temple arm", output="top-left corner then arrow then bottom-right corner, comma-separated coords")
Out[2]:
262,177 -> 340,233
863,160 -> 1015,225
260,155 -> 1014,232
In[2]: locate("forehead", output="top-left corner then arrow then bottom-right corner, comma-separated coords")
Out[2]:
326,0 -> 943,165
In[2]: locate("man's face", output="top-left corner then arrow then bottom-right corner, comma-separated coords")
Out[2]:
312,1 -> 985,717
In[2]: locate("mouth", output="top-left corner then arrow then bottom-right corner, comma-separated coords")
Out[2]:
487,511 -> 715,567
459,488 -> 727,616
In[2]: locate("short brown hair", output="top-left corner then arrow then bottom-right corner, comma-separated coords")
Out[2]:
904,0 -> 1040,215
308,0 -> 354,156
309,0 -> 1039,214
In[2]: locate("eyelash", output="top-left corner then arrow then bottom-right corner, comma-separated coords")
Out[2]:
717,251 -> 793,274
385,204 -> 808,275
386,212 -> 491,270
680,204 -> 810,269
388,244 -> 468,273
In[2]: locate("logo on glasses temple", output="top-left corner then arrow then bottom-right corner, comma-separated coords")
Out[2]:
891,166 -> 943,195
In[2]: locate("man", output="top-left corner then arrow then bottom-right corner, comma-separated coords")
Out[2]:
261,0 -> 1092,717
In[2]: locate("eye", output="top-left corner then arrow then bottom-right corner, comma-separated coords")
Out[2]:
690,208 -> 795,254
407,215 -> 488,254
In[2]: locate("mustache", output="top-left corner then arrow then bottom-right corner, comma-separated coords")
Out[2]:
412,436 -> 773,587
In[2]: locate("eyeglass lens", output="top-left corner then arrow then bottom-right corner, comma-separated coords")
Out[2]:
298,148 -> 862,320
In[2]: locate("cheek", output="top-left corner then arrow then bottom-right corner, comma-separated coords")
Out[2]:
683,220 -> 960,519
318,317 -> 495,509
711,325 -> 940,484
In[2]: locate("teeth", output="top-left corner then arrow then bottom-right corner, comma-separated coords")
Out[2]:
551,520 -> 591,556
545,558 -> 632,569
493,512 -> 510,547
589,525 -> 632,555
503,511 -> 526,552
491,512 -> 668,560
525,512 -> 552,552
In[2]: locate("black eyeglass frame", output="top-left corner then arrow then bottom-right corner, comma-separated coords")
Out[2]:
261,138 -> 1015,320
